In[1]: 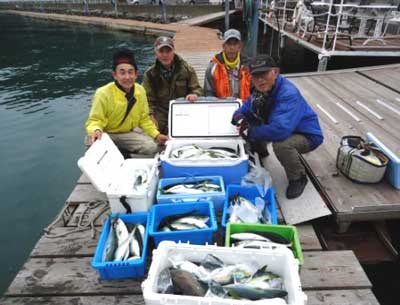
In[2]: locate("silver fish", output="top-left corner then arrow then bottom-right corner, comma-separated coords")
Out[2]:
223,283 -> 288,300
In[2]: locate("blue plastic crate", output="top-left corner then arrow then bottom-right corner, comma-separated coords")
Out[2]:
366,132 -> 400,189
92,212 -> 149,280
157,176 -> 226,212
149,201 -> 217,247
221,185 -> 278,227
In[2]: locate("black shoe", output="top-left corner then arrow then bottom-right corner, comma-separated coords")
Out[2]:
286,175 -> 308,199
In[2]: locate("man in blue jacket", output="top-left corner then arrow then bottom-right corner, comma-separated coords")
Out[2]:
232,55 -> 323,199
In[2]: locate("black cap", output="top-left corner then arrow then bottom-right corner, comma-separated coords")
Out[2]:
248,55 -> 277,75
112,49 -> 138,71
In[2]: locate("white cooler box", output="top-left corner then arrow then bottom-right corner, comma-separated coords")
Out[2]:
77,133 -> 159,213
160,99 -> 249,185
142,241 -> 307,305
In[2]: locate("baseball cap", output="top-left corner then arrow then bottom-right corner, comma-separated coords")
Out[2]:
248,55 -> 277,75
223,29 -> 241,43
154,36 -> 174,50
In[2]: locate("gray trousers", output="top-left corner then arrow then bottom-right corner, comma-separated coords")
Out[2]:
272,134 -> 311,181
85,130 -> 159,155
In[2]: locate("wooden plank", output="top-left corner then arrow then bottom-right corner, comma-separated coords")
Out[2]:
180,51 -> 215,86
360,66 -> 400,94
301,251 -> 371,290
66,201 -> 109,227
297,224 -> 323,251
0,295 -> 145,305
6,251 -> 370,296
177,10 -> 237,26
306,289 -> 380,305
77,173 -> 91,184
263,147 -> 331,225
5,257 -> 143,296
30,228 -> 100,257
66,184 -> 107,203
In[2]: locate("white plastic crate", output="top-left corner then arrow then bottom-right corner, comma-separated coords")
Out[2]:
160,99 -> 249,185
77,133 -> 159,213
142,241 -> 307,305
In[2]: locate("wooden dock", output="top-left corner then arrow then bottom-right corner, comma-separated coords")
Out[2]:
0,10 -> 393,305
0,174 -> 379,305
286,64 -> 400,232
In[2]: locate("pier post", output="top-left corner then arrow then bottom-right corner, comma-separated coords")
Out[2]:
317,55 -> 329,72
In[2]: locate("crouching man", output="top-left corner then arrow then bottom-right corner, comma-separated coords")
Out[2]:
85,49 -> 168,155
232,55 -> 323,199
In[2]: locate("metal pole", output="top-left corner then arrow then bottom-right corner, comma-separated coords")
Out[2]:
322,0 -> 334,51
225,0 -> 230,31
250,0 -> 260,57
332,0 -> 345,51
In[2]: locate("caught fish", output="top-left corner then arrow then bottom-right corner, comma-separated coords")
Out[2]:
228,195 -> 268,224
161,180 -> 221,195
170,268 -> 207,297
230,232 -> 271,242
223,283 -> 288,300
114,218 -> 129,246
132,168 -> 149,191
235,239 -> 292,249
157,212 -> 209,232
103,216 -> 117,262
170,144 -> 239,160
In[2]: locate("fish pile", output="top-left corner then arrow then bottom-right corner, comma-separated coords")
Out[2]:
228,195 -> 271,224
132,167 -> 149,191
160,179 -> 221,195
157,212 -> 209,232
103,216 -> 145,262
230,232 -> 292,249
157,253 -> 288,301
170,144 -> 239,160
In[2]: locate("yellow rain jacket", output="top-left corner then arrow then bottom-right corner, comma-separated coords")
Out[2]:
85,82 -> 159,139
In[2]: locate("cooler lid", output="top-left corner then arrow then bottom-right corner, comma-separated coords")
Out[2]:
77,133 -> 124,192
168,98 -> 241,139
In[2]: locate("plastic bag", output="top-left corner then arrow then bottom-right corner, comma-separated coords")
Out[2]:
241,159 -> 272,197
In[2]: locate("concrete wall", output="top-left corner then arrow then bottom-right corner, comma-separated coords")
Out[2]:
0,2 -> 224,22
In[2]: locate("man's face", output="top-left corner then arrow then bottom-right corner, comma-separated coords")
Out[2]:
155,46 -> 175,68
112,63 -> 137,92
252,68 -> 279,93
222,38 -> 242,61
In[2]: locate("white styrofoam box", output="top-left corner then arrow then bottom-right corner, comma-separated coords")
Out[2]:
142,241 -> 307,305
77,133 -> 159,213
161,99 -> 249,185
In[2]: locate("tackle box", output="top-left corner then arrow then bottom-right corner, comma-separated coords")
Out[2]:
149,201 -> 217,247
160,99 -> 249,185
221,184 -> 278,227
77,133 -> 159,213
366,132 -> 400,189
142,241 -> 307,305
225,223 -> 304,268
156,175 -> 226,212
92,212 -> 149,280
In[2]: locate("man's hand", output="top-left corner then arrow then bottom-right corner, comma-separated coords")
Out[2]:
90,129 -> 102,144
185,94 -> 198,103
238,121 -> 250,140
155,134 -> 169,145
231,113 -> 245,126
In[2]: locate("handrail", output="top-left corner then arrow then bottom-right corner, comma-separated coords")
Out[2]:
260,0 -> 399,51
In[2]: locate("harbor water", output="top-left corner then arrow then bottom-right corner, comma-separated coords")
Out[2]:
0,14 -> 154,294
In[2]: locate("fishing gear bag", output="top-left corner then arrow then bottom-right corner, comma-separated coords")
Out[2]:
336,135 -> 389,184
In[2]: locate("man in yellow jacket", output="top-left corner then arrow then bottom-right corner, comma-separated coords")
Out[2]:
85,49 -> 168,155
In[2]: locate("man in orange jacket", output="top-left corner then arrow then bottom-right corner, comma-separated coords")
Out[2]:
203,29 -> 251,102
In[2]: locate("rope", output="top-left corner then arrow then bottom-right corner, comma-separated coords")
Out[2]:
43,200 -> 110,239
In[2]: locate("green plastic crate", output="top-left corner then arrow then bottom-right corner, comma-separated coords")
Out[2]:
225,223 -> 304,268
